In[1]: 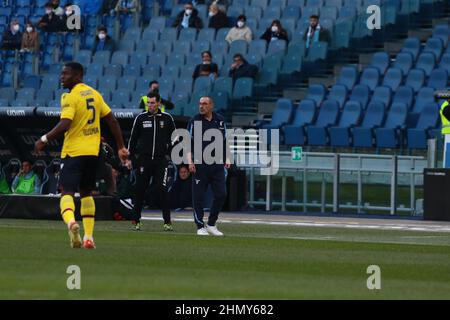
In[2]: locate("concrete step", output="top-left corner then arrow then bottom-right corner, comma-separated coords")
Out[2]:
308,76 -> 335,88
283,89 -> 307,101
231,114 -> 259,127
257,101 -> 276,115
407,29 -> 433,42
384,40 -> 405,56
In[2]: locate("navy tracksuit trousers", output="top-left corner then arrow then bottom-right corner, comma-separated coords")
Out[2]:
192,164 -> 227,229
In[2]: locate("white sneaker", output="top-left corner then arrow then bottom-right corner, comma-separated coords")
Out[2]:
206,225 -> 224,236
197,227 -> 209,236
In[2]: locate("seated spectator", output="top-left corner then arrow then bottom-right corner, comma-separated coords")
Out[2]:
193,50 -> 219,80
43,161 -> 61,194
1,21 -> 23,51
115,0 -> 140,15
11,160 -> 41,195
303,15 -> 331,49
93,26 -> 115,54
50,0 -> 64,16
38,2 -> 63,32
169,165 -> 193,211
101,0 -> 117,15
208,3 -> 228,30
172,1 -> 203,30
228,53 -> 258,83
260,20 -> 289,44
20,23 -> 40,53
139,80 -> 174,112
225,15 -> 252,44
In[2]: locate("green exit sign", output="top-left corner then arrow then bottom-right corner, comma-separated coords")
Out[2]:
291,147 -> 302,161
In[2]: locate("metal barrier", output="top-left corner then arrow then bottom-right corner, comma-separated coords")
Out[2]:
235,151 -> 430,215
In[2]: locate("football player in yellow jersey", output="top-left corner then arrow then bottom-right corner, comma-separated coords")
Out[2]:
34,62 -> 129,249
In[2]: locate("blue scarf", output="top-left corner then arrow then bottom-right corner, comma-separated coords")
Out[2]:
306,25 -> 321,49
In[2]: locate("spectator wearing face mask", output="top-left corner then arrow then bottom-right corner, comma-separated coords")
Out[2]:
303,15 -> 330,49
208,3 -> 228,30
192,51 -> 218,80
20,23 -> 40,53
50,0 -> 64,16
260,19 -> 289,44
93,26 -> 115,54
172,2 -> 203,30
1,21 -> 23,51
38,3 -> 63,32
225,15 -> 252,44
139,80 -> 174,112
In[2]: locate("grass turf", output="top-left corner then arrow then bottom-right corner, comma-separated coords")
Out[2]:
0,219 -> 449,299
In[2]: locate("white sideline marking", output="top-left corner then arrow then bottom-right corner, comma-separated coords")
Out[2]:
140,216 -> 450,233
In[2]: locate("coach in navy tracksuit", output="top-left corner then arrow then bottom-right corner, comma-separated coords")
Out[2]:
187,96 -> 231,236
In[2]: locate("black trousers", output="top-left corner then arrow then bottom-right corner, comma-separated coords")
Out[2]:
132,156 -> 171,224
192,164 -> 227,229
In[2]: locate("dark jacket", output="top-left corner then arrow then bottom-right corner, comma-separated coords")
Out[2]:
93,36 -> 115,53
303,26 -> 331,43
187,112 -> 229,164
1,30 -> 22,50
208,11 -> 228,30
228,60 -> 258,82
192,62 -> 219,79
38,13 -> 63,33
260,28 -> 289,43
128,110 -> 177,160
172,9 -> 203,30
169,175 -> 193,210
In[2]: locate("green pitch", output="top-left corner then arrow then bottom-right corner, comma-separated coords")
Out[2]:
0,219 -> 449,299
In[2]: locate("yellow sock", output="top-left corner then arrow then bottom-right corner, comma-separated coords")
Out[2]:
60,195 -> 75,225
81,196 -> 96,239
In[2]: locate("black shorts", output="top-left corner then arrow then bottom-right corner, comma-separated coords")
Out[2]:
59,156 -> 99,193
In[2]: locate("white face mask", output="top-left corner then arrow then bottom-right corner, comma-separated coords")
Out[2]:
271,26 -> 278,32
46,9 -> 52,14
98,33 -> 106,40
208,11 -> 215,17
237,21 -> 245,28
66,10 -> 72,16
185,9 -> 192,15
26,27 -> 33,33
13,25 -> 20,32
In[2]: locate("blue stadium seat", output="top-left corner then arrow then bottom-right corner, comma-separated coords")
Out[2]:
142,65 -> 161,81
359,67 -> 379,91
375,103 -> 408,149
248,40 -> 267,56
148,52 -> 167,66
305,41 -> 328,61
282,6 -> 301,20
422,38 -> 443,61
327,84 -> 348,108
229,40 -> 248,56
262,52 -> 283,71
283,99 -> 317,146
124,64 -> 142,77
211,39 -> 229,55
280,51 -> 302,74
352,102 -> 385,148
10,99 -> 29,107
349,84 -> 370,109
179,28 -> 198,41
287,40 -> 306,58
370,86 -> 392,109
401,37 -> 421,61
98,76 -> 118,91
263,7 -> 282,20
198,28 -> 216,43
130,51 -> 148,67
433,24 -> 450,48
92,51 -> 111,66
149,17 -> 167,31
262,99 -> 294,129
245,6 -> 263,20
23,75 -> 41,91
412,87 -> 436,114
213,77 -> 233,97
104,64 -> 123,78
36,90 -> 54,102
307,100 -> 340,146
370,52 -> 390,75
40,74 -> 60,91
337,66 -> 358,90
167,53 -> 186,67
439,53 -> 450,75
251,0 -> 269,8
267,40 -> 287,55
321,6 -> 338,20
174,77 -> 193,93
111,90 -> 131,109
407,103 -> 440,149
393,52 -> 413,76
191,40 -> 211,54
392,86 -> 414,110
142,28 -> 159,42
111,51 -> 129,66
232,77 -> 254,99
405,68 -> 425,93
427,68 -> 448,90
415,52 -> 436,77
305,84 -> 326,106
329,101 -> 362,147
118,76 -> 137,92
0,88 -> 16,102
382,67 -> 403,91
84,75 -> 99,88
17,88 -> 35,103
193,76 -> 213,94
